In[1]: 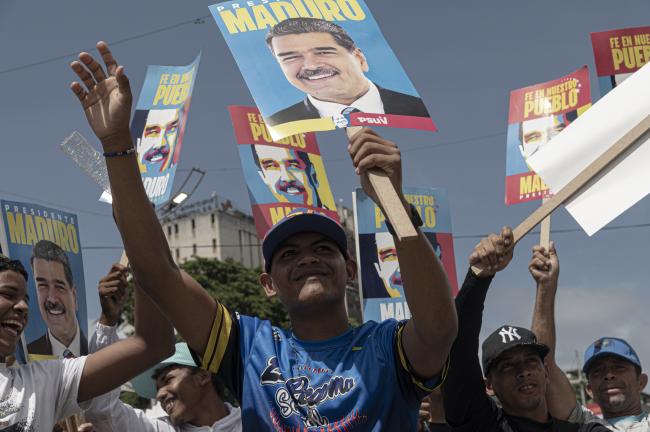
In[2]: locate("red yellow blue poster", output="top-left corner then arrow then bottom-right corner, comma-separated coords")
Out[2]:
591,26 -> 650,96
131,54 -> 201,206
353,187 -> 458,323
505,66 -> 591,205
229,106 -> 339,239
0,200 -> 88,363
211,0 -> 436,141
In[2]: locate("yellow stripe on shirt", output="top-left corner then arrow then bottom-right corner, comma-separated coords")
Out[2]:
201,303 -> 233,374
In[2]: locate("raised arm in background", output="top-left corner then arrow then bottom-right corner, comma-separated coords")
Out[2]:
529,242 -> 578,420
70,42 -> 216,358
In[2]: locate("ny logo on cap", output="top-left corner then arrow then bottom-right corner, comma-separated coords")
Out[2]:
499,326 -> 521,344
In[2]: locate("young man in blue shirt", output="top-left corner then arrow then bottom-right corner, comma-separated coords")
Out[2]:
70,41 -> 457,431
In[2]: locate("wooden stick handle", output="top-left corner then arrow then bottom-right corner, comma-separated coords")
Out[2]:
346,126 -> 418,242
471,114 -> 650,277
539,198 -> 551,249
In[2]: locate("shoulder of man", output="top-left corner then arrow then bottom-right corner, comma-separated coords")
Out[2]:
375,84 -> 430,118
26,333 -> 52,354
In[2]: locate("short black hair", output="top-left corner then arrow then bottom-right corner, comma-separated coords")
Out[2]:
0,256 -> 28,282
30,240 -> 73,286
266,18 -> 356,53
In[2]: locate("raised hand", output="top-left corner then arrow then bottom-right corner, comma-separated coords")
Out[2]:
528,241 -> 559,288
98,263 -> 129,326
469,226 -> 514,278
347,128 -> 403,207
70,42 -> 132,149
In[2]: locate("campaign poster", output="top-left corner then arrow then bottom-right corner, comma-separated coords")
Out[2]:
210,0 -> 437,141
353,187 -> 458,323
229,105 -> 339,239
505,66 -> 591,205
0,200 -> 88,362
591,26 -> 650,96
131,54 -> 201,206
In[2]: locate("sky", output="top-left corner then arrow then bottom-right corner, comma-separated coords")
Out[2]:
0,0 -> 649,370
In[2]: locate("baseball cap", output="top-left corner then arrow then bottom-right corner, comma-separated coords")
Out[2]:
131,342 -> 199,400
262,212 -> 348,272
582,337 -> 642,374
481,325 -> 549,376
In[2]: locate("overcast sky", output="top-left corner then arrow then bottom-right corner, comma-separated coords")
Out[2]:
1,0 -> 649,369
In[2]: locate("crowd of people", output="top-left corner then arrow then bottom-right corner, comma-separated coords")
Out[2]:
0,40 -> 646,432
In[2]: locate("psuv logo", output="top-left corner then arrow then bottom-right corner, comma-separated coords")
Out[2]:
357,116 -> 388,125
260,356 -> 356,427
498,326 -> 521,344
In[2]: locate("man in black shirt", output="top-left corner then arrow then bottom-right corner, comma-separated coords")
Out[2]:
442,227 -> 609,432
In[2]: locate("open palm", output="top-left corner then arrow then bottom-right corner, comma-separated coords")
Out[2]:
70,42 -> 132,144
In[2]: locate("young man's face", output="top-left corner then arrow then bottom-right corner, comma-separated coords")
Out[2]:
263,232 -> 354,313
271,32 -> 369,104
255,145 -> 310,204
32,258 -> 77,344
486,346 -> 548,416
586,355 -> 647,417
156,365 -> 211,426
0,271 -> 29,358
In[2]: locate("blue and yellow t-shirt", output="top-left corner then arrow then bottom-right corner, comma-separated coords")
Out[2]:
194,303 -> 447,431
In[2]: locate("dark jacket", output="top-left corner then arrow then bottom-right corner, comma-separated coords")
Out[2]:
27,330 -> 88,357
266,84 -> 430,127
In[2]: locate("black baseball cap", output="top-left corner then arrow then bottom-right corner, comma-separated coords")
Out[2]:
481,325 -> 549,376
262,212 -> 348,272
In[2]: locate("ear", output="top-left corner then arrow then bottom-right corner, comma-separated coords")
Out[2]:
354,48 -> 369,73
485,377 -> 495,397
586,381 -> 594,399
260,273 -> 277,298
193,369 -> 211,387
639,373 -> 648,391
346,257 -> 357,283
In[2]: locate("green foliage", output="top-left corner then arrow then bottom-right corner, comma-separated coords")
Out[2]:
120,391 -> 151,410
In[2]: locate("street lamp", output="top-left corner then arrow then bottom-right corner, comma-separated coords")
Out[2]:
157,167 -> 205,216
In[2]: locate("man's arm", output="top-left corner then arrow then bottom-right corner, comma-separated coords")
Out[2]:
442,229 -> 513,429
529,242 -> 577,420
70,42 -> 217,357
348,129 -> 457,378
77,278 -> 174,402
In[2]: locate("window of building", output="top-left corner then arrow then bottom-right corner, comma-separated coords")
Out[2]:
192,244 -> 197,255
175,248 -> 180,260
174,224 -> 178,234
211,213 -> 215,226
212,238 -> 217,253
167,226 -> 172,236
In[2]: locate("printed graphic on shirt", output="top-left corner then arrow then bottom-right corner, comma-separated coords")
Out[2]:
260,356 -> 357,427
0,389 -> 34,431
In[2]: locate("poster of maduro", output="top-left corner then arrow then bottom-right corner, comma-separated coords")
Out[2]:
0,200 -> 89,363
210,0 -> 436,140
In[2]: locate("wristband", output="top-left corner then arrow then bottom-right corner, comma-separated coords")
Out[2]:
385,203 -> 423,237
103,147 -> 136,158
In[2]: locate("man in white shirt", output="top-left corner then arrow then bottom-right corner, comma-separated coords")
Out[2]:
0,255 -> 173,431
264,18 -> 430,127
84,265 -> 242,432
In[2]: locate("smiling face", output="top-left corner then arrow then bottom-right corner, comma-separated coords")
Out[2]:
373,232 -> 402,298
271,32 -> 369,105
486,346 -> 548,417
32,258 -> 77,346
155,365 -> 208,426
261,232 -> 355,315
138,108 -> 180,172
586,355 -> 647,418
255,145 -> 310,204
0,271 -> 29,358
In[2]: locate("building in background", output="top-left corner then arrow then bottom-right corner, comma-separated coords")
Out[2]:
160,195 -> 262,269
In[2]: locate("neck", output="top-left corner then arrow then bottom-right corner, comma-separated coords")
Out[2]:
52,326 -> 76,347
603,404 -> 643,420
506,401 -> 549,424
289,304 -> 350,341
189,393 -> 228,426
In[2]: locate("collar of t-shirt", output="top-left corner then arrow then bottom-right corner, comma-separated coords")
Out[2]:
607,412 -> 647,427
182,402 -> 241,431
48,324 -> 81,358
307,80 -> 385,117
